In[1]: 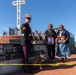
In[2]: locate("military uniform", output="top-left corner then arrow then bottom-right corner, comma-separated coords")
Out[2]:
21,14 -> 33,73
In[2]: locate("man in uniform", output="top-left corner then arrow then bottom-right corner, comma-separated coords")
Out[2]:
21,14 -> 33,73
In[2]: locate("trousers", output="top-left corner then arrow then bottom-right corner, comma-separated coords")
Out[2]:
47,44 -> 55,59
23,46 -> 31,71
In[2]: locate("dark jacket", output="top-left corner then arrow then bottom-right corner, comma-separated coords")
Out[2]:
56,29 -> 70,44
21,23 -> 33,46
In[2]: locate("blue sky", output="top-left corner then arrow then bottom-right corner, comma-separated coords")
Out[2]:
0,0 -> 76,41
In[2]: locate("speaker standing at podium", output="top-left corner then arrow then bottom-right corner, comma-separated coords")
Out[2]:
21,14 -> 33,73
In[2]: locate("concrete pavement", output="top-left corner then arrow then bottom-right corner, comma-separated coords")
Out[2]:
8,52 -> 76,75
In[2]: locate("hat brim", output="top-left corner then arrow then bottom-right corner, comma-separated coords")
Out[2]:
25,17 -> 31,20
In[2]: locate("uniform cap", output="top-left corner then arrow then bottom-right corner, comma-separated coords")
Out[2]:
24,14 -> 32,20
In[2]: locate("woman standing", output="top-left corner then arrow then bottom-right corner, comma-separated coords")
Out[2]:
44,24 -> 56,62
56,25 -> 70,62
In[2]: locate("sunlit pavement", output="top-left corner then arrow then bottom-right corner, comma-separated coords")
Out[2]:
9,50 -> 76,75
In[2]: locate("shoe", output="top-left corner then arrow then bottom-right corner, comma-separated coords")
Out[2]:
65,57 -> 67,60
39,66 -> 43,70
64,57 -> 67,62
61,58 -> 67,62
63,59 -> 67,62
61,58 -> 64,62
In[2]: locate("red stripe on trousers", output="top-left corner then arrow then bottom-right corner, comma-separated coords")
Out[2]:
23,46 -> 28,71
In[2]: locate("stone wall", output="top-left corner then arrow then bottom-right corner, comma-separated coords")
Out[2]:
0,35 -> 22,44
